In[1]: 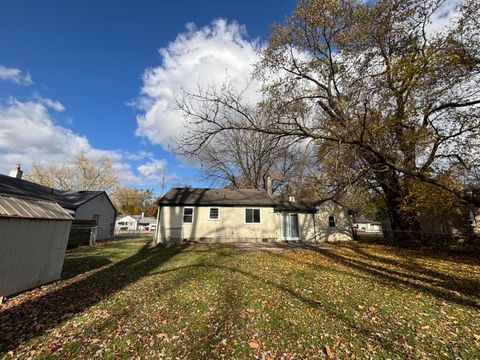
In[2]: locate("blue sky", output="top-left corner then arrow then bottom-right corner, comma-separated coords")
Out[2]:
0,0 -> 296,195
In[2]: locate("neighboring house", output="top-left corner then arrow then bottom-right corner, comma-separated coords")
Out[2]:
0,194 -> 73,297
353,215 -> 383,234
420,204 -> 480,237
115,215 -> 142,230
0,169 -> 117,242
138,217 -> 157,231
62,191 -> 117,240
155,187 -> 352,243
115,215 -> 157,231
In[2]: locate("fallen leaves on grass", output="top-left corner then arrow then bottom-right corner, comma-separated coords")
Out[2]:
1,240 -> 479,359
325,345 -> 334,359
248,340 -> 260,349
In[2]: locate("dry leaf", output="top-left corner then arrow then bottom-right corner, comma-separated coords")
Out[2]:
246,308 -> 255,314
249,341 -> 260,349
313,299 -> 322,303
474,334 -> 480,341
325,345 -> 334,359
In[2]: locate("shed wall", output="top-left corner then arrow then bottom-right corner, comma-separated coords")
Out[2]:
0,217 -> 71,297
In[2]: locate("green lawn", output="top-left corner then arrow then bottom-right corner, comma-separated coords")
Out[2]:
1,239 -> 480,359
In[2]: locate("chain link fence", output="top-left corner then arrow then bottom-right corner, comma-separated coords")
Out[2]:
354,228 -> 479,248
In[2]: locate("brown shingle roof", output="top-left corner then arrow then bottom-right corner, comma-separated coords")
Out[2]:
157,188 -> 317,213
157,188 -> 277,206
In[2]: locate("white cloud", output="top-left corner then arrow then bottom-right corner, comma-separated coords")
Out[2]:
0,98 -> 89,160
35,95 -> 65,112
0,65 -> 33,85
135,19 -> 262,149
137,159 -> 166,177
137,158 -> 167,184
426,0 -> 461,35
0,97 -> 165,187
124,150 -> 155,161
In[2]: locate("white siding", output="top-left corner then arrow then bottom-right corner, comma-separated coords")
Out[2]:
156,200 -> 353,243
0,217 -> 71,297
74,193 -> 116,240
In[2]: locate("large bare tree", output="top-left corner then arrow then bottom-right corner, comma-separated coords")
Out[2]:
178,0 -> 480,230
185,127 -> 312,194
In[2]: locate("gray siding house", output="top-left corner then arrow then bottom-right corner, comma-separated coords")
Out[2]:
62,191 -> 117,240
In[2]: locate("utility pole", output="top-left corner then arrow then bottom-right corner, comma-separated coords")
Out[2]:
155,166 -> 166,245
161,166 -> 166,196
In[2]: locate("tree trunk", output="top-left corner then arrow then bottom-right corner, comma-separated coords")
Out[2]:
373,166 -> 422,242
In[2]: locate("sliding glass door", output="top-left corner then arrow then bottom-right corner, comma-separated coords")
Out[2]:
281,213 -> 300,240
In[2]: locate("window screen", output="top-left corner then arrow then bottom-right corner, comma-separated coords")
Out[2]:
245,208 -> 261,223
209,208 -> 219,220
463,211 -> 476,226
183,208 -> 193,223
328,215 -> 336,227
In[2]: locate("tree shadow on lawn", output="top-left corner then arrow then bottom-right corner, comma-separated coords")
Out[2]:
145,260 -> 401,355
61,255 -> 112,279
0,243 -> 187,352
280,243 -> 480,309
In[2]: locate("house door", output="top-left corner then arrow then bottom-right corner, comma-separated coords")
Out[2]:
281,213 -> 300,240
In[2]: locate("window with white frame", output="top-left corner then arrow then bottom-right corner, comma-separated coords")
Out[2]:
328,215 -> 336,227
183,207 -> 194,223
245,208 -> 261,224
209,207 -> 220,220
463,210 -> 476,226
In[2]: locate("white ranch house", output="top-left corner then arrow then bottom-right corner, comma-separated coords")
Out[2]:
116,214 -> 157,231
154,188 -> 353,244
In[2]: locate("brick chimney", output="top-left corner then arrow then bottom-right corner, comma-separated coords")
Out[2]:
9,164 -> 23,179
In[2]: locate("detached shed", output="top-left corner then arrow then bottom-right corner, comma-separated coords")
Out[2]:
0,195 -> 73,297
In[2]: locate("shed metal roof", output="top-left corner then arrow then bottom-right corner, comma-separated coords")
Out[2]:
0,195 -> 74,220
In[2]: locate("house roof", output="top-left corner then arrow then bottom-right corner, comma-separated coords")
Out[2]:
60,190 -> 104,207
0,174 -> 115,212
0,194 -> 74,220
116,215 -> 142,221
139,217 -> 156,223
157,188 -> 277,207
275,200 -> 317,213
157,188 -> 315,212
0,174 -> 74,208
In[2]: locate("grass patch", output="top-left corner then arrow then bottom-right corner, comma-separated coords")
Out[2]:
1,239 -> 479,358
